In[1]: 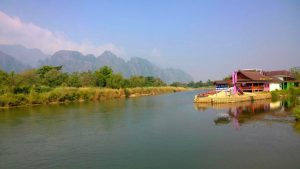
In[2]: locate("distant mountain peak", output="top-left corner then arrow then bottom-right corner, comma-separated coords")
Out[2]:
99,50 -> 118,58
0,45 -> 193,83
53,50 -> 83,56
40,50 -> 193,83
0,51 -> 31,72
0,44 -> 49,67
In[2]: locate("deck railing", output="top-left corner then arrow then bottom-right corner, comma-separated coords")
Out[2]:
239,86 -> 264,92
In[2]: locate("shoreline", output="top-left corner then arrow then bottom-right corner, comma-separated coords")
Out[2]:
0,86 -> 191,109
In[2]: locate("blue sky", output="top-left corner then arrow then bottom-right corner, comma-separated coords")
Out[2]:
0,0 -> 299,81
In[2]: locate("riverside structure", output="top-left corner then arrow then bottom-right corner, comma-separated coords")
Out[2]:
194,69 -> 299,103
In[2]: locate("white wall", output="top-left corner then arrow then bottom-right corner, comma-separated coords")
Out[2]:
270,83 -> 281,91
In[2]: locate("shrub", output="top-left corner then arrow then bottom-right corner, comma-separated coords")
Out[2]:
14,86 -> 31,94
0,93 -> 28,107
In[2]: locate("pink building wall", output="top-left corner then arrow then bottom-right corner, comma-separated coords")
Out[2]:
264,83 -> 270,92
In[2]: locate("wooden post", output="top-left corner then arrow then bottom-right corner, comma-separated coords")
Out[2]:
252,83 -> 254,93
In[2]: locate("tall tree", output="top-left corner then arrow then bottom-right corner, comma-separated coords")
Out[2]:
106,73 -> 124,89
95,66 -> 113,87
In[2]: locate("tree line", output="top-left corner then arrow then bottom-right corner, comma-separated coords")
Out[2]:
170,80 -> 214,88
0,65 -> 167,95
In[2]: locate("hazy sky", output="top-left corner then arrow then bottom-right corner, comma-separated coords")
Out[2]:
0,0 -> 299,81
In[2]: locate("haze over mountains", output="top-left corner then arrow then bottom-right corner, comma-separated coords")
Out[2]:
0,44 -> 193,83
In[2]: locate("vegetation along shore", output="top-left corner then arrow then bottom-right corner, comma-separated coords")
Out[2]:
0,65 -> 206,108
271,87 -> 300,120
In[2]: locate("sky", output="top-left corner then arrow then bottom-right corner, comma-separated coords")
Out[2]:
0,0 -> 299,81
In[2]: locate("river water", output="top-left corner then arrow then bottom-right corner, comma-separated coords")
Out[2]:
0,90 -> 300,169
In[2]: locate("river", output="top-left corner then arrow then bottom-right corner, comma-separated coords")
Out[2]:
0,90 -> 300,169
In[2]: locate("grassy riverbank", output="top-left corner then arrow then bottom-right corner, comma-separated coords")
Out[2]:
0,86 -> 188,108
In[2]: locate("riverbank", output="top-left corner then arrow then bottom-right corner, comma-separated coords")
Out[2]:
0,86 -> 189,108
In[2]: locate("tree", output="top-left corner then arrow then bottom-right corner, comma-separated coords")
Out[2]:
0,70 -> 8,94
0,69 -> 8,86
206,79 -> 213,86
195,80 -> 203,87
187,81 -> 195,88
129,76 -> 146,87
170,82 -> 186,87
80,71 -> 96,87
152,77 -> 166,86
106,73 -> 124,89
43,69 -> 67,87
95,66 -> 113,87
37,65 -> 63,79
67,72 -> 81,87
6,72 -> 16,93
17,69 -> 39,87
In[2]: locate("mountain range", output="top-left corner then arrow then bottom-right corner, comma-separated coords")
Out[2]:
0,44 -> 193,83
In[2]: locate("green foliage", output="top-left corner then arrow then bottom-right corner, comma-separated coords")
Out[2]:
0,69 -> 8,85
0,69 -> 9,94
95,66 -> 113,87
0,65 -> 169,90
67,72 -> 82,87
0,93 -> 28,107
170,82 -> 187,87
13,86 -> 31,94
17,69 -> 39,86
43,69 -> 67,87
106,73 -> 124,89
171,79 -> 213,88
80,71 -> 96,87
288,86 -> 300,97
37,65 -> 63,78
129,76 -> 146,87
144,76 -> 166,87
0,65 -> 188,107
0,86 -> 187,107
34,86 -> 52,93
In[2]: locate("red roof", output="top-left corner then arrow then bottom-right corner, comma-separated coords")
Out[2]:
238,70 -> 273,82
263,70 -> 293,78
214,80 -> 232,85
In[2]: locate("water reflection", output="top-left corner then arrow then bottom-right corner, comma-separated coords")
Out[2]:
195,100 -> 296,130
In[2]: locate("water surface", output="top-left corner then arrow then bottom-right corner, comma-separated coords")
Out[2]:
0,90 -> 300,169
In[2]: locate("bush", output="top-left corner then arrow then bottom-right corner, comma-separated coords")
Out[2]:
34,86 -> 52,93
14,86 -> 31,94
0,93 -> 28,107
